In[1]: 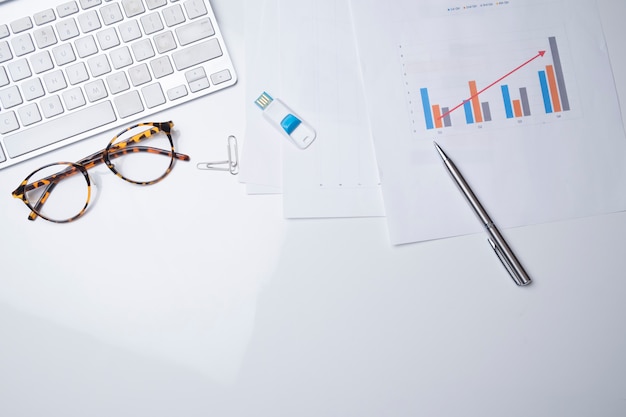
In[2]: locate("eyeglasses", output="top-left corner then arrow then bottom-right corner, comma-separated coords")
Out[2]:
12,121 -> 190,223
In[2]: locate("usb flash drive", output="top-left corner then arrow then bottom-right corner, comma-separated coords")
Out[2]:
254,92 -> 316,149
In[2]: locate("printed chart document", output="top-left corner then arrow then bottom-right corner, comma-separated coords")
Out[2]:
350,0 -> 626,245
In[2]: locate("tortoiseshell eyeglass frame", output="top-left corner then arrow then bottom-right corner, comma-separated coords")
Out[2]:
11,121 -> 190,223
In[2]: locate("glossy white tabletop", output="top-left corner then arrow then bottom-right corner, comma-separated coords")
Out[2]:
1,1 -> 625,416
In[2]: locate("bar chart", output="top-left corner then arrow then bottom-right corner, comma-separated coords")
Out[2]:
400,32 -> 578,136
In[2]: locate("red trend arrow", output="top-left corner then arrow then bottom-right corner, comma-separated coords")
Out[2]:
438,50 -> 546,121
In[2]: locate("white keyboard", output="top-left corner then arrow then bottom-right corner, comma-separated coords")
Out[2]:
0,0 -> 237,170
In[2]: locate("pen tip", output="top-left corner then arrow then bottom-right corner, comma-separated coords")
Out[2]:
433,141 -> 447,160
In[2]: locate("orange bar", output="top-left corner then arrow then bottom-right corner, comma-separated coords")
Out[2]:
545,65 -> 562,112
513,100 -> 523,118
432,104 -> 443,129
468,81 -> 483,122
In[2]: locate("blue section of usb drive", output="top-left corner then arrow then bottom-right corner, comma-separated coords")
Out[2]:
280,114 -> 302,134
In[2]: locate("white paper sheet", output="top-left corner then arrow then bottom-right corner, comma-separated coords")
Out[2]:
350,0 -> 626,244
239,0 -> 283,189
240,0 -> 384,218
279,0 -> 384,218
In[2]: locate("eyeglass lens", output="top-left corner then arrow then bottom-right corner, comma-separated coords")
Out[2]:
106,124 -> 175,184
23,162 -> 90,223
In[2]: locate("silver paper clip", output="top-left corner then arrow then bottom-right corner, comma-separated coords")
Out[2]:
197,135 -> 239,175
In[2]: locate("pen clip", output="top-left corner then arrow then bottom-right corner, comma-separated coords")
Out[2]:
487,238 -> 525,286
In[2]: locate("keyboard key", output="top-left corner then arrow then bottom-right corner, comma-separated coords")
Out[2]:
185,67 -> 204,81
79,0 -> 102,10
0,111 -> 19,134
10,17 -> 34,34
140,12 -> 164,35
109,46 -> 133,69
188,76 -> 209,93
43,70 -> 68,93
154,31 -> 176,53
18,103 -> 42,126
57,1 -> 80,18
8,59 -> 32,82
114,90 -> 143,118
175,18 -> 214,46
97,27 -> 121,50
183,0 -> 207,19
33,25 -> 58,48
162,4 -> 185,27
141,82 -> 165,108
101,3 -> 124,26
74,35 -> 98,58
0,41 -> 12,63
118,20 -> 142,42
146,0 -> 167,10
0,145 -> 5,163
22,78 -> 45,100
0,25 -> 9,39
30,51 -> 55,73
11,34 -> 36,57
62,87 -> 86,110
3,101 -> 117,158
172,38 -> 222,71
66,62 -> 90,85
34,9 -> 57,26
56,18 -> 80,41
85,79 -> 108,102
106,72 -> 130,94
0,67 -> 8,87
150,56 -> 173,78
41,95 -> 65,118
0,85 -> 23,109
131,38 -> 155,61
166,84 -> 187,100
128,63 -> 151,86
52,43 -> 77,66
210,69 -> 231,85
122,0 -> 146,18
78,10 -> 102,33
87,54 -> 111,77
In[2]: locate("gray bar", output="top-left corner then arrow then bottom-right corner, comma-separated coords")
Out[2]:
441,107 -> 452,127
481,102 -> 492,122
519,88 -> 531,116
549,36 -> 570,111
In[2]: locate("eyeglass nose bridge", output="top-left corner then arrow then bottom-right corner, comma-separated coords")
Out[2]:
197,135 -> 239,175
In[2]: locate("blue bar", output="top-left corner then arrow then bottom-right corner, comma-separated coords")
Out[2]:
538,71 -> 553,114
501,85 -> 513,119
463,100 -> 474,124
420,88 -> 434,130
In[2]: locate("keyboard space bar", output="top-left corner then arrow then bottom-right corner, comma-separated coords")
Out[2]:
4,101 -> 117,159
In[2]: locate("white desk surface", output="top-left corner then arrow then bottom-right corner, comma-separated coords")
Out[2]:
1,1 -> 626,416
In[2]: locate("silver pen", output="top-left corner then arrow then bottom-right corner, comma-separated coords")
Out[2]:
433,142 -> 532,286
